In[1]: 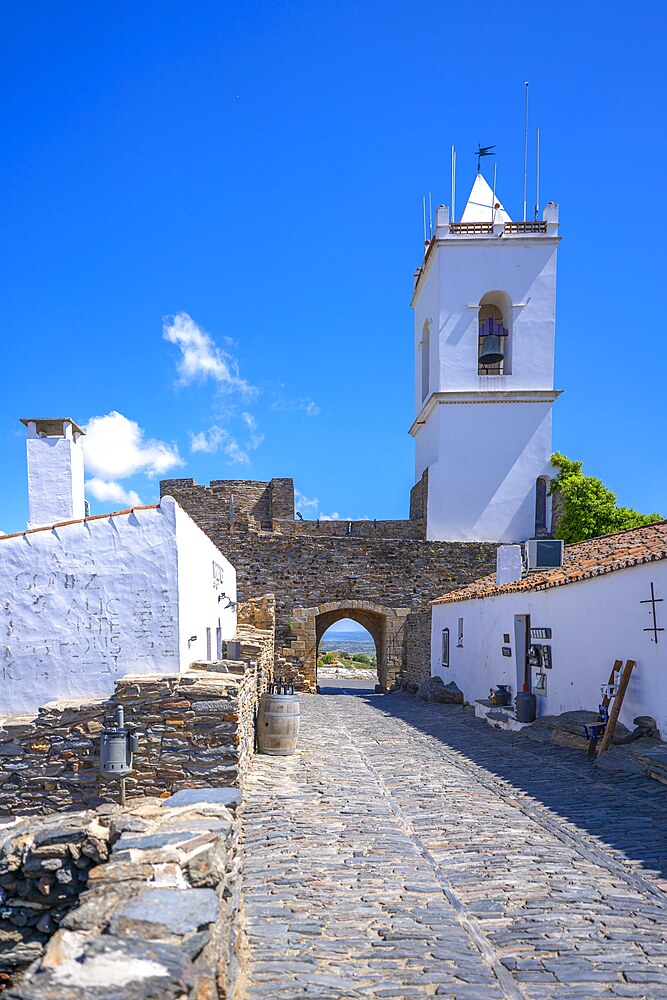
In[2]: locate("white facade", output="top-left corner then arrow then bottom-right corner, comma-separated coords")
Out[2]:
410,175 -> 561,542
431,560 -> 667,738
23,419 -> 86,529
0,496 -> 236,716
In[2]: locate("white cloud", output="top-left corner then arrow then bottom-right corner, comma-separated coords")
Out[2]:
294,489 -> 320,515
319,512 -> 370,521
224,439 -> 250,465
189,426 -> 249,464
83,412 -> 182,480
163,313 -> 256,396
190,427 -> 227,454
270,395 -> 320,416
189,414 -> 264,466
86,478 -> 143,508
241,411 -> 264,450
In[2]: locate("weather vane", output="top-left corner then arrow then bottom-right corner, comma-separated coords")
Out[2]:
475,144 -> 495,173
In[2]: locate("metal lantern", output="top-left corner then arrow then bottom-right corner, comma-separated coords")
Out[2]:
100,705 -> 138,804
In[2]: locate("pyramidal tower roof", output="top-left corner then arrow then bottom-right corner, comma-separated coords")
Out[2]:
460,174 -> 511,224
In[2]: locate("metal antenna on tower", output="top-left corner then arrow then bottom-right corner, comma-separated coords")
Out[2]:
429,192 -> 433,237
451,145 -> 456,223
492,162 -> 497,224
422,196 -> 427,243
534,127 -> 540,220
523,82 -> 529,222
475,144 -> 495,173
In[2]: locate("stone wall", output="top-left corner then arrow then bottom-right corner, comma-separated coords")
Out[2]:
160,477 -> 497,691
0,811 -> 112,985
4,788 -> 242,999
0,661 -> 266,818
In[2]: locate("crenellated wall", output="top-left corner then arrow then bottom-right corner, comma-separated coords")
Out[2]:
161,477 -> 497,690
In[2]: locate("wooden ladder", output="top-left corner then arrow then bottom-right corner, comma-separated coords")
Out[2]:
586,658 -> 636,757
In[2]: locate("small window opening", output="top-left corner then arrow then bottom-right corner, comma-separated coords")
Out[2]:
441,628 -> 450,668
421,320 -> 430,401
535,477 -> 548,534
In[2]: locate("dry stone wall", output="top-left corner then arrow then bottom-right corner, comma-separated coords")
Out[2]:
0,810 -> 112,985
0,661 -> 266,818
161,477 -> 497,690
4,787 -> 242,999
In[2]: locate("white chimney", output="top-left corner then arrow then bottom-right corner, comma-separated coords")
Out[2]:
496,544 -> 523,587
21,418 -> 86,528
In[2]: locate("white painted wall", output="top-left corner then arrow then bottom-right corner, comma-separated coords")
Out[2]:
423,402 -> 554,542
411,197 -> 560,543
432,561 -> 667,738
26,425 -> 86,528
0,499 -> 238,716
433,239 -> 558,392
172,498 -> 236,666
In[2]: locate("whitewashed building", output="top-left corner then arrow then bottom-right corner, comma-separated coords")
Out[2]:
431,522 -> 667,738
0,419 -> 237,716
410,174 -> 561,542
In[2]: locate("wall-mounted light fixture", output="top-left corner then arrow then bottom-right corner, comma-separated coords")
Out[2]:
218,593 -> 238,609
188,635 -> 197,648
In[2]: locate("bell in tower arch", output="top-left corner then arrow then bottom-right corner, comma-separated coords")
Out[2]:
479,317 -> 508,366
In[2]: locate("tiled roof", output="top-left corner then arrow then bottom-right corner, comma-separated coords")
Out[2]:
432,520 -> 667,605
0,506 -> 159,543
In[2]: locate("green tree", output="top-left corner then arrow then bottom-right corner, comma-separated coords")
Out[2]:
551,452 -> 662,543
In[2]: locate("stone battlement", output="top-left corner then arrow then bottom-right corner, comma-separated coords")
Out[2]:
160,476 -> 497,690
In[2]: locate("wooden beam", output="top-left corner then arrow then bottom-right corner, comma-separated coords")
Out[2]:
587,659 -> 622,757
596,659 -> 636,756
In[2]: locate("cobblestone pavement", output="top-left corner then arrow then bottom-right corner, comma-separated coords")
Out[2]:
238,687 -> 667,999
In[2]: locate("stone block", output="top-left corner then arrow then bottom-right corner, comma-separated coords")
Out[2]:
162,788 -> 241,809
109,887 -> 219,938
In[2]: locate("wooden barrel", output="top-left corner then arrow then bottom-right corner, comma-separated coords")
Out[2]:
257,692 -> 300,755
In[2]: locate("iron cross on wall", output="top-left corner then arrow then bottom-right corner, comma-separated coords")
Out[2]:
640,581 -> 664,643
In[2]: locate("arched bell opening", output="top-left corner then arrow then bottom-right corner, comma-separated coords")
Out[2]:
478,290 -> 512,375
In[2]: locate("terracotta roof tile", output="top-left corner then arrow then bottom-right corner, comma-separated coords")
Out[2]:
432,520 -> 667,605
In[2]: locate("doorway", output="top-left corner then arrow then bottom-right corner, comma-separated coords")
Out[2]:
513,614 -> 531,694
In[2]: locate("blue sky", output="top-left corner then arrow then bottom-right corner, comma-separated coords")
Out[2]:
1,0 -> 666,533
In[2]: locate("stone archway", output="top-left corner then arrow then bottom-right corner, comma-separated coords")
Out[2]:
289,600 -> 410,692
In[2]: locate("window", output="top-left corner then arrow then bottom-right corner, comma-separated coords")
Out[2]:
421,320 -> 430,401
441,628 -> 450,668
535,477 -> 548,533
457,618 -> 464,647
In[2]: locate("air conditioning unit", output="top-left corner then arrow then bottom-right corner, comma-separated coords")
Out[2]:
526,538 -> 564,570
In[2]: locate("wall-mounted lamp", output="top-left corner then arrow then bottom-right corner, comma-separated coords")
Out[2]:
188,635 -> 197,648
217,593 -> 238,609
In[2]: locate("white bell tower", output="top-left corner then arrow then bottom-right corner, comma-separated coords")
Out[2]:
410,173 -> 561,542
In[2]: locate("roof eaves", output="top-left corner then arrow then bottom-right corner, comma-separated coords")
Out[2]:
0,505 -> 160,543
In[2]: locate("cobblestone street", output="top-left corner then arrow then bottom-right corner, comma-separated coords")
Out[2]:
239,686 -> 667,999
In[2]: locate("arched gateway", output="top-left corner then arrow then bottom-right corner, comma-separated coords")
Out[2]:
289,600 -> 411,691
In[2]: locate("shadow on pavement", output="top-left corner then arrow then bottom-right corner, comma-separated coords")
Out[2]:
339,687 -> 667,883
